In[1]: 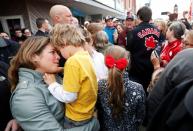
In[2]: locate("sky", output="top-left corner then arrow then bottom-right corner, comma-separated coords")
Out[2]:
136,0 -> 191,19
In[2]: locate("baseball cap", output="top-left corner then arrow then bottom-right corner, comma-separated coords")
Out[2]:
105,15 -> 113,22
112,18 -> 119,22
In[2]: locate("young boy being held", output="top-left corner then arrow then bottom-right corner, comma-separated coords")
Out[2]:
44,24 -> 99,130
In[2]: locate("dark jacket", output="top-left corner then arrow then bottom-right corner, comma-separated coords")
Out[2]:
0,61 -> 12,130
166,92 -> 193,131
35,30 -> 49,37
0,38 -> 19,64
146,49 -> 193,130
146,81 -> 193,131
12,35 -> 26,43
126,22 -> 160,91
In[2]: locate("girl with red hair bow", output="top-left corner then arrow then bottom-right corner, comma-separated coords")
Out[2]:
97,45 -> 146,131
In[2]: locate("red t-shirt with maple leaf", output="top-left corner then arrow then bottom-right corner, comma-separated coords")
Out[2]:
160,39 -> 182,65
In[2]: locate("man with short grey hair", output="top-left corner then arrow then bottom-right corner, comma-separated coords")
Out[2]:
50,5 -> 73,25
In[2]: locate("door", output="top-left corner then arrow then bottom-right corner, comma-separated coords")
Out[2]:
0,15 -> 25,38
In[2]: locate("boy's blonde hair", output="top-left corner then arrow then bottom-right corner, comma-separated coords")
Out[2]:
50,24 -> 86,48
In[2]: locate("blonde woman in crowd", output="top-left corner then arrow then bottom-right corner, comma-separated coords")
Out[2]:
87,22 -> 103,36
154,19 -> 167,42
94,31 -> 111,54
86,23 -> 111,54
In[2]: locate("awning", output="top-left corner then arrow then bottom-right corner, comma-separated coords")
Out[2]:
70,7 -> 86,17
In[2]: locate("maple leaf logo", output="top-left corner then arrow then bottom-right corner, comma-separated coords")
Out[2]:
145,36 -> 156,49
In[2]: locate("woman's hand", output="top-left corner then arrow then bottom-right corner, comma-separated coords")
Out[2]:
43,73 -> 56,85
5,119 -> 22,131
151,51 -> 160,70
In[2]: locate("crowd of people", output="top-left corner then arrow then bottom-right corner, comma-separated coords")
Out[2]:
1,4 -> 193,131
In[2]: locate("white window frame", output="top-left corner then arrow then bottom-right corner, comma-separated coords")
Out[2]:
0,15 -> 25,35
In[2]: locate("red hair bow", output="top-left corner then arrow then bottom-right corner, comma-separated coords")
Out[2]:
105,55 -> 128,70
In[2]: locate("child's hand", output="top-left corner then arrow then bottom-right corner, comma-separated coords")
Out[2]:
113,29 -> 118,42
161,60 -> 168,67
43,73 -> 56,85
56,67 -> 64,73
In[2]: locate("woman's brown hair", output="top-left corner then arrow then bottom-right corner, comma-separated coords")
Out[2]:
105,45 -> 129,118
94,31 -> 108,49
87,23 -> 104,46
8,36 -> 50,91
